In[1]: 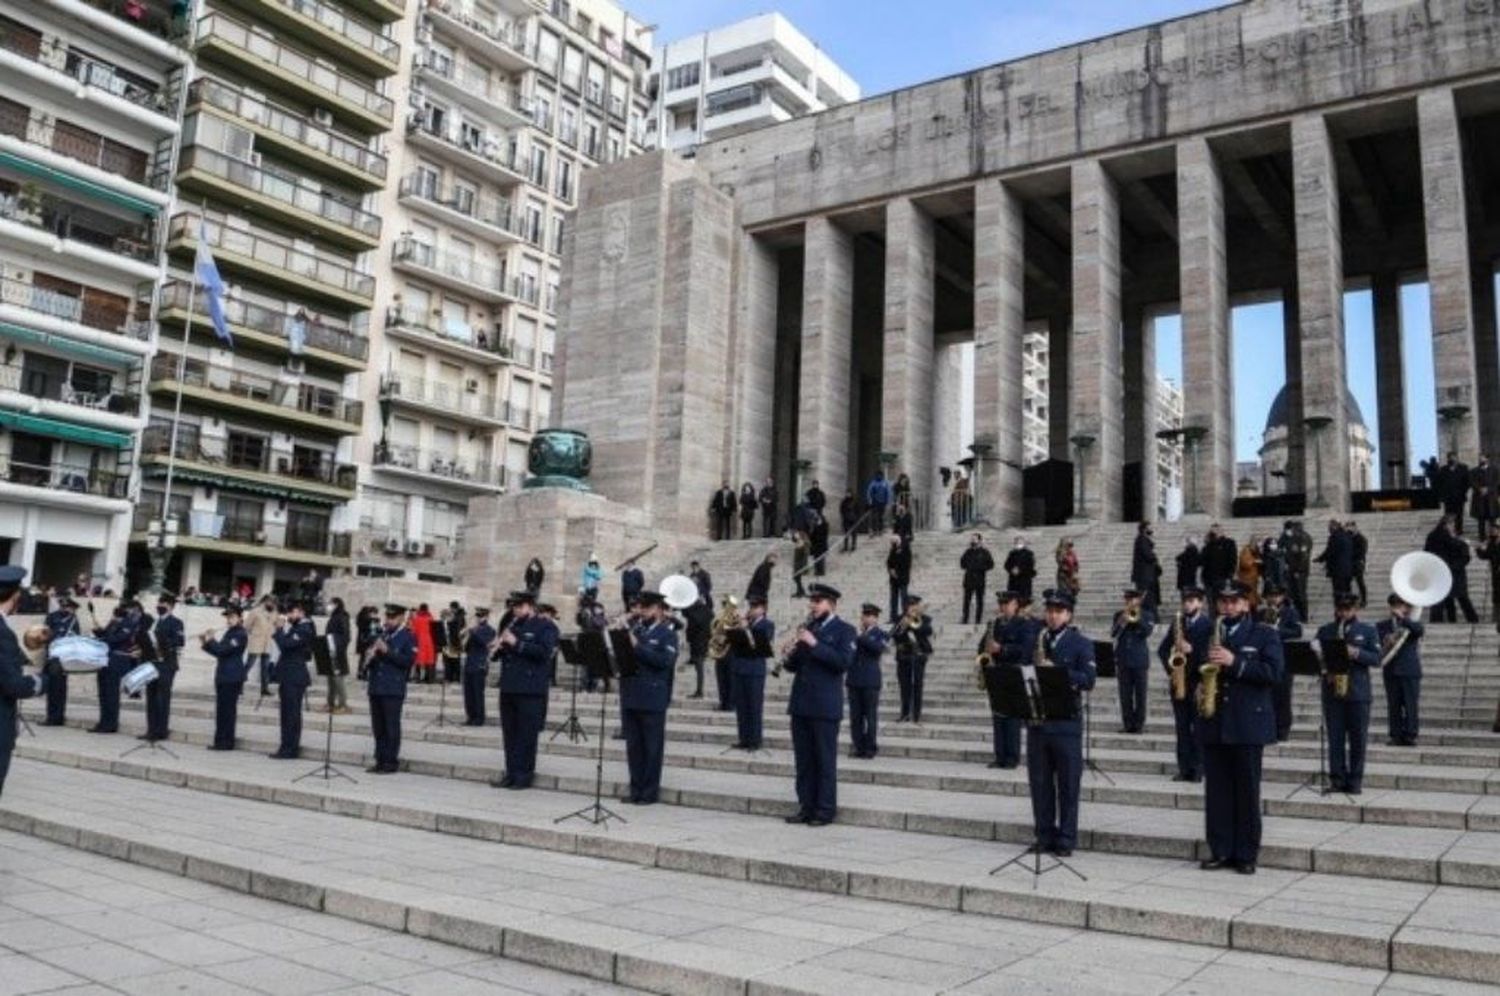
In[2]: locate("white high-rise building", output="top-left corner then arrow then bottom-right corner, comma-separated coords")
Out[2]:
648,13 -> 858,157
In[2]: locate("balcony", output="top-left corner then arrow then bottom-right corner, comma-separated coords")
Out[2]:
0,97 -> 164,196
396,173 -> 523,245
0,186 -> 158,279
390,237 -> 520,305
76,0 -> 192,46
148,353 -> 364,435
340,0 -> 406,24
235,0 -> 400,77
140,424 -> 359,498
371,442 -> 505,491
378,374 -> 505,426
130,509 -> 354,566
0,24 -> 177,130
0,273 -> 149,348
175,145 -> 381,250
404,114 -> 527,189
156,280 -> 367,372
413,48 -> 531,129
186,78 -> 388,189
423,0 -> 536,75
194,13 -> 394,133
0,453 -> 128,500
383,304 -> 511,366
166,213 -> 375,309
0,364 -> 141,428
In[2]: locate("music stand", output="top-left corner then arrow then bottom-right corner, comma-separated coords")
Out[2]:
556,631 -> 625,828
719,627 -> 773,756
550,638 -> 588,743
1083,643 -> 1116,785
119,675 -> 178,760
421,673 -> 451,731
1282,640 -> 1345,800
295,708 -> 357,784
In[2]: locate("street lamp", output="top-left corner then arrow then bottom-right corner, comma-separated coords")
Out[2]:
1069,433 -> 1095,518
968,442 -> 993,527
145,517 -> 178,595
1437,404 -> 1470,458
1179,425 -> 1208,514
1303,415 -> 1334,508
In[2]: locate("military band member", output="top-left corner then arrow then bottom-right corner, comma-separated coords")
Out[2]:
1025,589 -> 1096,856
0,566 -> 45,798
366,605 -> 416,774
1316,592 -> 1379,794
1197,581 -> 1283,874
847,603 -> 888,759
91,601 -> 144,734
893,594 -> 933,723
783,583 -> 855,826
1158,586 -> 1210,782
143,594 -> 184,742
1111,587 -> 1155,734
729,596 -> 774,750
41,596 -> 79,726
202,606 -> 248,751
1262,585 -> 1303,742
620,591 -> 677,804
269,601 -> 316,759
1378,593 -> 1424,747
494,591 -> 558,789
462,607 -> 496,726
981,591 -> 1035,769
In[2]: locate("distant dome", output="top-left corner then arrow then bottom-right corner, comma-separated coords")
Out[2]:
1263,385 -> 1366,435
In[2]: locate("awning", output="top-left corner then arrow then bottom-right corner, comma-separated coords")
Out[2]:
0,322 -> 142,367
0,151 -> 161,216
0,410 -> 132,449
145,466 -> 340,507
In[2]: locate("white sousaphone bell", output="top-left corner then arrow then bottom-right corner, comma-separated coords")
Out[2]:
1390,551 -> 1453,612
658,574 -> 700,610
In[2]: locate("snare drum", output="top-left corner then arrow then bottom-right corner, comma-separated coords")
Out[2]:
121,662 -> 159,697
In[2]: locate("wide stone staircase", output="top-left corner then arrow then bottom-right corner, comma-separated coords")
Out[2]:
7,509 -> 1500,993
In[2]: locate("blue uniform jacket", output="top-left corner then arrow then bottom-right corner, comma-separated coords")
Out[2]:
0,614 -> 43,704
1111,608 -> 1156,670
892,613 -> 933,660
999,616 -> 1045,665
153,614 -> 185,672
1376,617 -> 1424,679
784,614 -> 856,721
464,622 -> 496,671
620,619 -> 677,712
204,625 -> 249,685
1036,626 -> 1096,733
1195,614 -> 1283,746
44,610 -> 80,652
98,615 -> 141,669
1273,602 -> 1303,641
367,626 -> 416,697
728,616 -> 774,678
272,619 -> 316,688
621,567 -> 644,599
1157,611 -> 1212,690
498,615 -> 558,695
847,626 -> 889,689
1315,619 -> 1380,703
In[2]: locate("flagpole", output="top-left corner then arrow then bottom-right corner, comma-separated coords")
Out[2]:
158,210 -> 203,529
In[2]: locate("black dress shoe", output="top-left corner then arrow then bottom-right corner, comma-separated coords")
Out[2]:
1199,857 -> 1235,871
1346,785 -> 1362,796
87,725 -> 117,734
268,752 -> 296,760
1171,773 -> 1192,782
365,765 -> 384,773
207,745 -> 232,751
1236,863 -> 1257,875
373,766 -> 397,775
807,818 -> 830,827
135,733 -> 151,741
784,813 -> 810,824
1052,847 -> 1073,858
40,720 -> 65,727
490,775 -> 513,788
987,761 -> 1004,769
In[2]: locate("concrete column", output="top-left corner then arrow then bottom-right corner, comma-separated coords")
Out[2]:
882,197 -> 936,503
799,215 -> 855,498
730,232 -> 779,486
1418,88 -> 1481,461
1292,114 -> 1350,511
1372,272 -> 1409,488
1281,290 -> 1305,494
1047,315 -> 1070,461
1473,259 -> 1500,455
972,179 -> 1026,525
180,550 -> 204,591
1069,159 -> 1124,520
1122,307 -> 1158,520
932,343 -> 964,488
1178,137 -> 1234,517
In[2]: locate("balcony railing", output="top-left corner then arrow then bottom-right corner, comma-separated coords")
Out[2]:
169,213 -> 375,300
508,344 -> 535,367
196,14 -> 394,124
80,0 -> 191,44
260,0 -> 398,63
0,98 -> 158,188
372,442 -> 504,487
0,22 -> 171,115
187,78 -> 388,183
379,374 -> 503,421
0,187 -> 156,262
384,305 -> 509,358
157,281 -> 369,362
141,424 -> 358,488
415,48 -> 523,114
507,276 -> 540,306
426,0 -> 533,60
0,364 -> 140,416
405,115 -> 523,176
391,237 -> 506,293
150,353 -> 364,427
397,173 -> 521,238
0,274 -> 146,339
286,523 -> 352,555
178,146 -> 381,239
1,455 -> 128,499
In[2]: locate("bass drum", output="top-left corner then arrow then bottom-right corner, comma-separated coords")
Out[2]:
49,635 -> 110,673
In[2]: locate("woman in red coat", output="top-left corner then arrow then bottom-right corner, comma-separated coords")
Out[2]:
409,604 -> 437,681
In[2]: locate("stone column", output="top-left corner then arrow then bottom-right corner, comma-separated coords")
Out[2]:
932,343 -> 964,488
730,231 -> 779,486
1178,137 -> 1234,518
882,197 -> 936,503
1121,307 -> 1158,520
972,179 -> 1026,525
1372,272 -> 1409,488
799,215 -> 855,498
1281,290 -> 1305,494
1418,87 -> 1480,461
1047,315 -> 1070,462
1070,159 -> 1124,520
1292,114 -> 1350,511
1473,258 -> 1500,456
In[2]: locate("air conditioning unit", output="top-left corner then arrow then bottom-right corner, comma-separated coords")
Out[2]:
423,542 -> 436,557
313,107 -> 334,126
465,378 -> 479,393
383,536 -> 402,554
405,538 -> 425,556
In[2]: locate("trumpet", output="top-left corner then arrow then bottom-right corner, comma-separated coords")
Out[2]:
1168,612 -> 1188,702
1124,605 -> 1141,625
775,613 -> 814,677
1197,618 -> 1223,720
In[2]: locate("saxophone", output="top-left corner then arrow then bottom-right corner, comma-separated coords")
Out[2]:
1331,618 -> 1351,699
706,595 -> 740,661
1197,617 -> 1223,719
1168,612 -> 1188,702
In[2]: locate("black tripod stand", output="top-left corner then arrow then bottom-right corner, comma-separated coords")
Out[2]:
295,709 -> 357,783
555,684 -> 623,827
1283,643 -> 1343,800
550,656 -> 587,743
421,678 -> 451,732
556,631 -> 624,827
1080,690 -> 1114,786
990,841 -> 1088,889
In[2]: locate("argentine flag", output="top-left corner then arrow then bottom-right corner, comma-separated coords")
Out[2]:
194,220 -> 233,349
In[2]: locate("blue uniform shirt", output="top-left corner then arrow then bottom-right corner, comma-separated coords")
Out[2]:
498,615 -> 559,695
153,614 -> 185,671
367,626 -> 416,698
1036,625 -> 1096,733
272,618 -> 317,688
785,614 -> 856,721
728,615 -> 774,678
1314,619 -> 1380,703
847,625 -> 889,689
464,622 -> 496,671
620,619 -> 677,712
1111,607 -> 1156,670
44,609 -> 80,649
1375,617 -> 1423,679
1195,614 -> 1282,746
1273,602 -> 1303,641
204,625 -> 249,685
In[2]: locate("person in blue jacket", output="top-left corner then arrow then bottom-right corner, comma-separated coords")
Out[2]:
144,594 -> 184,742
1024,589 -> 1096,857
1197,580 -> 1283,874
0,565 -> 46,797
1315,591 -> 1380,794
1110,587 -> 1155,734
462,607 -> 496,726
1377,593 -> 1424,747
202,606 -> 248,751
783,583 -> 856,826
847,603 -> 888,759
494,591 -> 558,789
620,591 -> 677,804
1157,587 -> 1211,782
90,601 -> 143,734
1262,585 -> 1303,742
729,596 -> 774,750
269,601 -> 316,759
364,604 -> 416,773
41,596 -> 80,725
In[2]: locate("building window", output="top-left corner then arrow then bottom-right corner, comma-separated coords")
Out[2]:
216,496 -> 264,544
550,216 -> 564,254
528,146 -> 548,186
556,158 -> 574,202
225,430 -> 268,472
666,63 -> 700,91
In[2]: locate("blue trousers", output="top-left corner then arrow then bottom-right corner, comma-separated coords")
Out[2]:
1324,696 -> 1371,789
896,656 -> 925,720
1383,673 -> 1419,744
848,686 -> 879,757
1116,667 -> 1147,733
1273,669 -> 1295,741
369,693 -> 404,769
1170,696 -> 1200,778
95,661 -> 126,731
252,654 -> 272,695
213,682 -> 242,749
500,692 -> 546,785
1201,742 -> 1263,865
44,667 -> 66,723
462,668 -> 487,725
145,666 -> 176,740
277,683 -> 305,756
1025,725 -> 1083,849
790,715 -> 840,820
731,671 -> 765,748
992,715 -> 1021,767
622,708 -> 666,802
716,659 -> 733,710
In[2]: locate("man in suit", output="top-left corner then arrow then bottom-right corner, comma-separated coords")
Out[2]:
806,479 -> 826,514
1024,589 -> 1096,857
0,566 -> 46,797
1202,525 -> 1239,599
1132,522 -> 1162,610
1472,454 -> 1500,538
709,480 -> 737,541
1436,451 -> 1471,532
1197,581 -> 1283,875
1003,537 -> 1037,600
493,591 -> 558,789
1280,519 -> 1314,620
783,583 -> 856,826
365,604 -> 416,774
90,602 -> 143,734
758,478 -> 778,538
1262,585 -> 1303,742
847,603 -> 888,759
893,594 -> 934,723
1426,516 -> 1478,623
728,596 -> 774,750
1111,587 -> 1155,734
202,606 -> 248,751
620,560 -> 645,614
1377,593 -> 1424,747
959,534 -> 995,625
143,594 -> 184,742
886,536 -> 911,622
1316,592 -> 1380,794
1315,520 -> 1355,603
981,591 -> 1039,769
41,596 -> 80,726
745,554 -> 775,602
1158,587 -> 1211,782
1348,522 -> 1369,608
463,607 -> 496,726
269,602 -> 316,759
620,591 -> 677,804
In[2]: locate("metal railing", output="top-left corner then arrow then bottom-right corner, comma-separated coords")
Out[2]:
416,47 -> 519,111
372,442 -> 505,486
0,98 -> 158,187
178,146 -> 380,238
405,115 -> 522,174
0,188 -> 156,261
378,374 -> 503,421
140,424 -> 358,488
396,173 -> 521,238
80,0 -> 191,44
426,0 -> 533,60
260,0 -> 398,62
149,353 -> 363,427
391,237 -> 506,294
170,213 -> 375,300
1,455 -> 127,498
0,274 -> 145,338
384,305 -> 509,357
156,280 -> 369,361
0,364 -> 141,416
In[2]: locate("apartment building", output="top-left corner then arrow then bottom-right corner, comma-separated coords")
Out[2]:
354,0 -> 652,583
648,13 -> 858,156
0,0 -> 188,589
